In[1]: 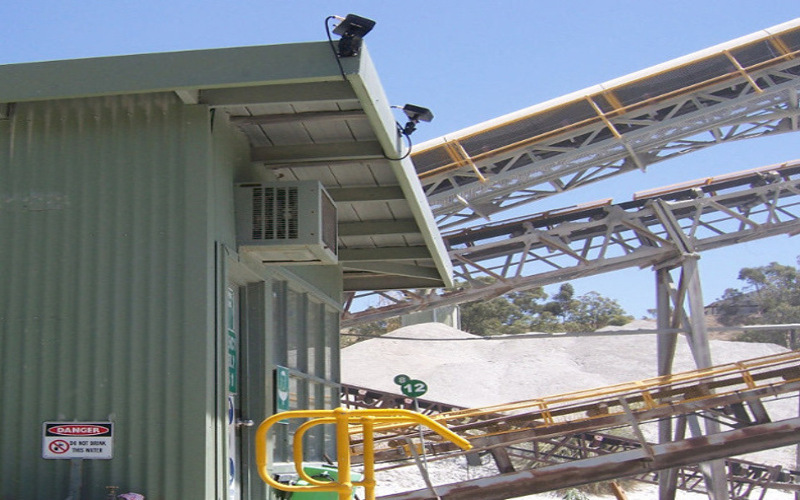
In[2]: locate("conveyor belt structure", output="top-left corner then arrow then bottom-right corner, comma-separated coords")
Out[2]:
415,19 -> 800,229
341,350 -> 800,499
344,159 -> 800,326
342,18 -> 800,326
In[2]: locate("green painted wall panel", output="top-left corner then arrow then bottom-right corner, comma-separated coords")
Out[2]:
0,90 -> 346,500
0,94 -> 217,499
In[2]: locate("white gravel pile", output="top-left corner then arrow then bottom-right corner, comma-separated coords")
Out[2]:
341,321 -> 797,499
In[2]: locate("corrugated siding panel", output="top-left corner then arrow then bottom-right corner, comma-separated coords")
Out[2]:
0,94 -> 214,499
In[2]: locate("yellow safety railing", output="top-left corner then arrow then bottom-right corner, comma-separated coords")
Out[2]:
255,407 -> 472,500
347,350 -> 800,446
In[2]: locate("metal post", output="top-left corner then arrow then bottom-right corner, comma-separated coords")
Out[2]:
682,256 -> 728,500
656,267 -> 679,500
656,267 -> 677,377
683,257 -> 713,368
362,417 -> 376,500
66,459 -> 83,500
610,481 -> 628,500
334,409 -> 352,500
650,200 -> 728,500
411,398 -> 440,499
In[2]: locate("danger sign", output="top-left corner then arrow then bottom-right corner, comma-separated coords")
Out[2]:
42,422 -> 113,459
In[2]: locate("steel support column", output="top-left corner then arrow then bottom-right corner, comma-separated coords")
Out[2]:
652,194 -> 727,500
682,257 -> 729,499
683,257 -> 713,369
656,266 -> 678,377
657,266 -> 679,500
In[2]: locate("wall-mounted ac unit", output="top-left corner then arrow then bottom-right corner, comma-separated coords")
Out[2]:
235,181 -> 338,265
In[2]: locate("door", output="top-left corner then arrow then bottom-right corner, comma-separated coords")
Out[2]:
225,285 -> 242,500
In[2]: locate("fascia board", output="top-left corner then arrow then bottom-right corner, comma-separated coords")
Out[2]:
346,44 -> 454,288
0,42 -> 347,103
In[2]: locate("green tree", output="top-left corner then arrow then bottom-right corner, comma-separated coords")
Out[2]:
542,283 -> 576,321
715,259 -> 800,347
459,283 -> 631,335
715,288 -> 751,327
508,286 -> 548,315
562,291 -> 632,332
528,310 -> 563,333
560,489 -> 589,500
460,293 -> 528,335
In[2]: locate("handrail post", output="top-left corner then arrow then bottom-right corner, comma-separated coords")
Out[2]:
334,408 -> 352,500
361,416 -> 377,500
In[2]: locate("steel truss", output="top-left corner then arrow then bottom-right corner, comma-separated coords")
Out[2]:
344,20 -> 800,325
413,21 -> 800,229
344,161 -> 800,326
343,350 -> 800,499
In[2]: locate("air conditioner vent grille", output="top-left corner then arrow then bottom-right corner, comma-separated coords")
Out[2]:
235,181 -> 337,265
251,186 -> 300,241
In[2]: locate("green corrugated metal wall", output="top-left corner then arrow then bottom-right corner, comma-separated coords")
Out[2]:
0,93 -> 220,498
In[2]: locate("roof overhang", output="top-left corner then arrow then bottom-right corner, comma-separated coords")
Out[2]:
0,42 -> 453,292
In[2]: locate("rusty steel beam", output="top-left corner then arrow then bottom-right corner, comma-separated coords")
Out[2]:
379,417 -> 800,500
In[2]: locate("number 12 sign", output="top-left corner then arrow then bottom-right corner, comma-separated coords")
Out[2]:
393,374 -> 428,398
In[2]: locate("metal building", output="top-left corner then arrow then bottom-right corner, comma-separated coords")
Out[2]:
0,41 -> 452,499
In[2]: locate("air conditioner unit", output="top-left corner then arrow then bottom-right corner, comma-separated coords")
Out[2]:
235,181 -> 338,265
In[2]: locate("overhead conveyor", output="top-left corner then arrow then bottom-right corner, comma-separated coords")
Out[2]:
414,18 -> 800,230
343,159 -> 800,326
336,19 -> 800,500
343,19 -> 800,326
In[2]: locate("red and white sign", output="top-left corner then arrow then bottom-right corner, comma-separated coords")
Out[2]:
48,424 -> 111,436
48,439 -> 70,455
42,422 -> 113,459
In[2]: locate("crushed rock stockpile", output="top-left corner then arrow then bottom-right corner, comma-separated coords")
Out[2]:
341,321 -> 797,500
342,321 -> 788,408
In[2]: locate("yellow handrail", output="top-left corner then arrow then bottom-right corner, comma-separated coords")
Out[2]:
349,350 -> 800,439
255,407 -> 472,500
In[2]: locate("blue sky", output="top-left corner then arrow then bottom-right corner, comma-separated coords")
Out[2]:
2,1 -> 798,317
